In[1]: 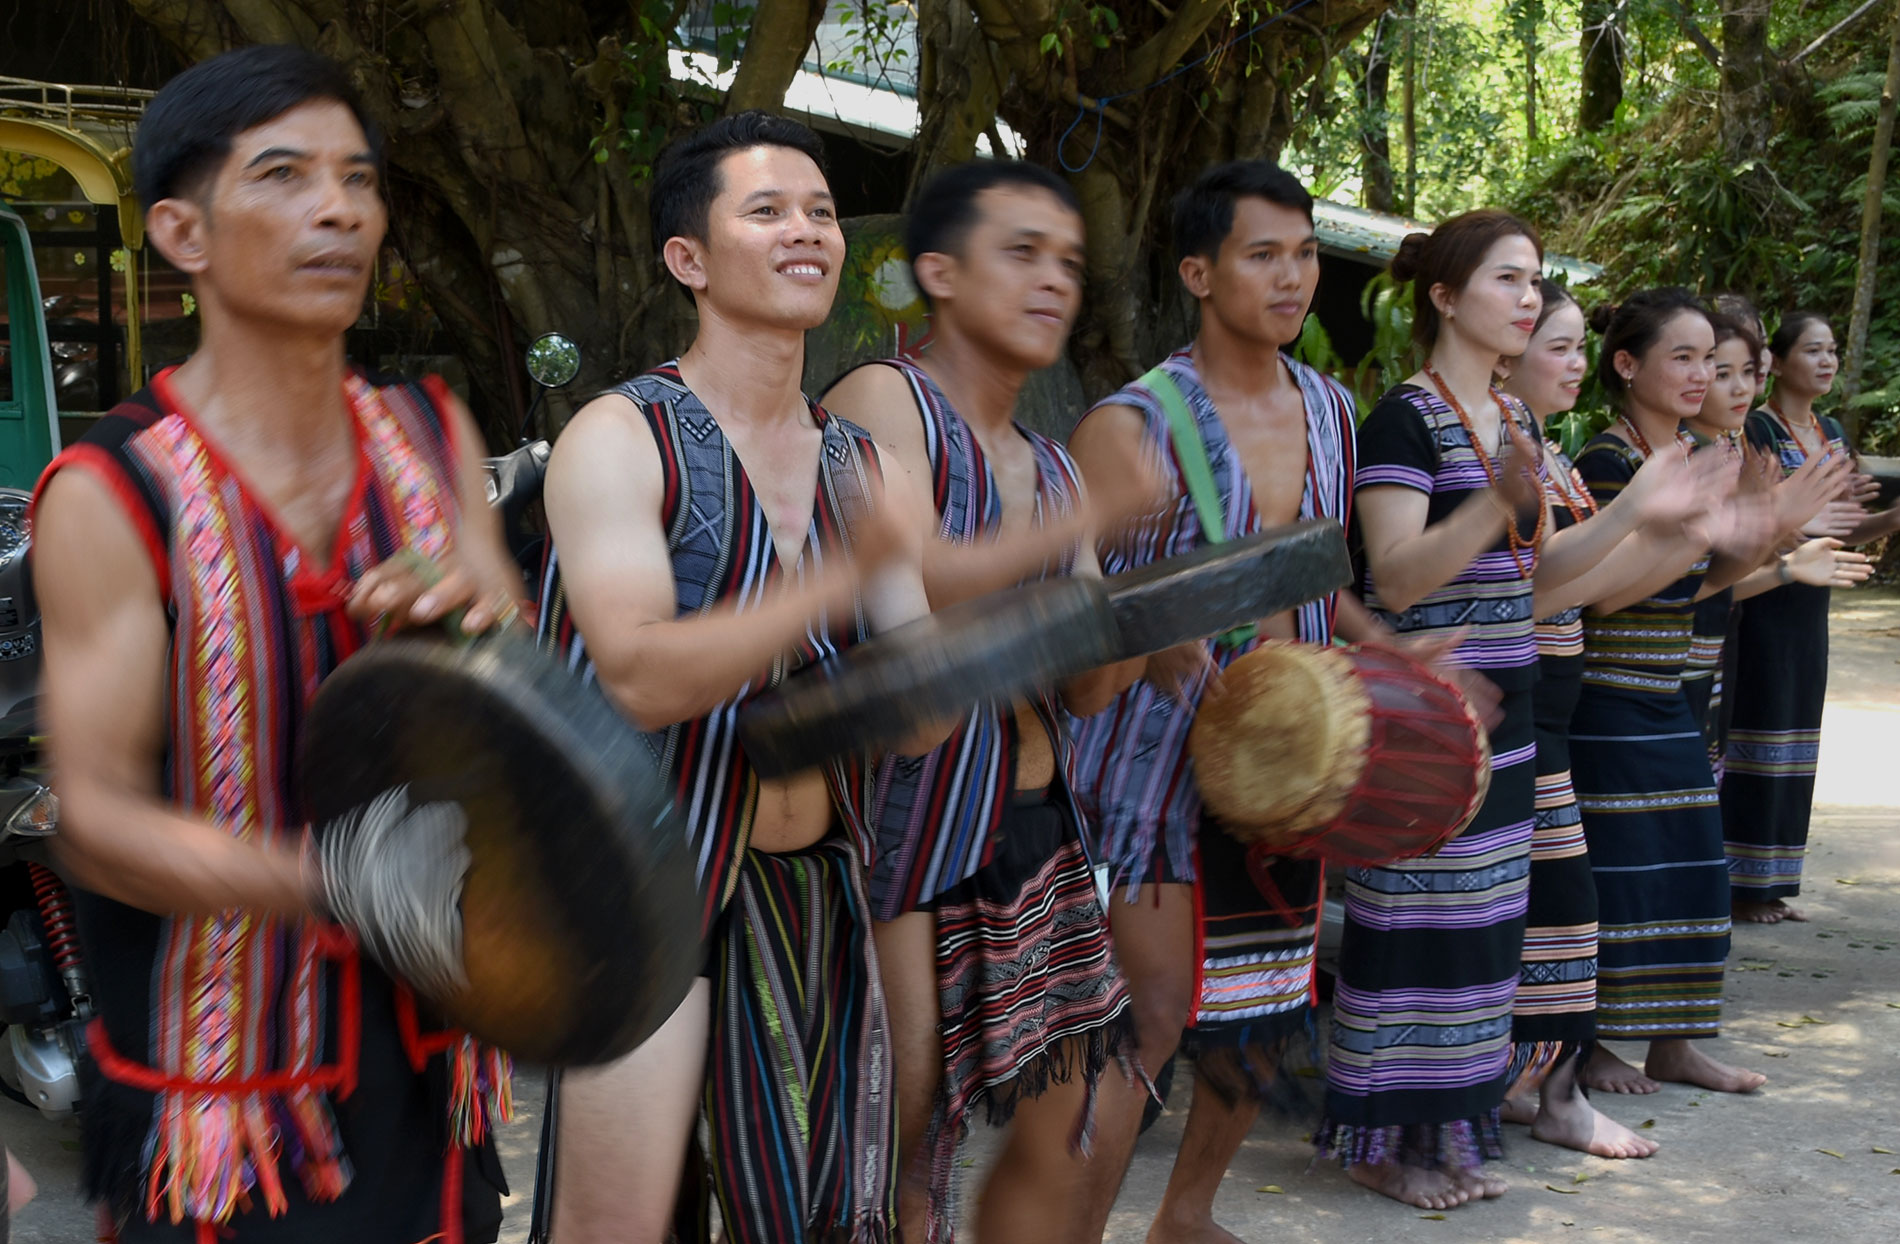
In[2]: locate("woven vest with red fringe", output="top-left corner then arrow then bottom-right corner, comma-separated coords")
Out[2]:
34,367 -> 511,1240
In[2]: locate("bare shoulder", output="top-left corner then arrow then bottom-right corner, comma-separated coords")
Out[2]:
1067,401 -> 1148,459
34,465 -> 159,605
546,392 -> 663,500
822,362 -> 927,472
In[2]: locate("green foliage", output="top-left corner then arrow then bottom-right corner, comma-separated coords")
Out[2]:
823,3 -> 913,84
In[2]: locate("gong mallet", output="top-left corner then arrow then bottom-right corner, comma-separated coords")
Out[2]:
737,518 -> 1351,778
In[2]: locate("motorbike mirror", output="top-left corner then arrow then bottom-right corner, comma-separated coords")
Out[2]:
526,333 -> 581,389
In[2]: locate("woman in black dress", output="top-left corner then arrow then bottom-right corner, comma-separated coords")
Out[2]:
1723,314 -> 1899,922
1567,289 -> 1774,1098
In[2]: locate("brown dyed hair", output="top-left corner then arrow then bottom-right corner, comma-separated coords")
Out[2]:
1390,209 -> 1545,349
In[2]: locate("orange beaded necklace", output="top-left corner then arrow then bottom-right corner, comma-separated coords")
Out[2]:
1422,362 -> 1545,579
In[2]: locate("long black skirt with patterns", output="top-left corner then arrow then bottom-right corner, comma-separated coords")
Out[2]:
1512,643 -> 1598,1081
1570,688 -> 1730,1041
924,790 -> 1132,1244
1315,688 -> 1533,1169
1721,582 -> 1830,901
1683,589 -> 1736,780
705,836 -> 897,1244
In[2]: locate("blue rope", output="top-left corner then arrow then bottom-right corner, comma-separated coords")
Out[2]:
1058,0 -> 1326,173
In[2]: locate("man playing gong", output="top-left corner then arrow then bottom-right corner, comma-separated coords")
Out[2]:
822,160 -> 1145,1244
534,113 -> 938,1243
1067,161 -> 1384,1244
33,46 -> 523,1242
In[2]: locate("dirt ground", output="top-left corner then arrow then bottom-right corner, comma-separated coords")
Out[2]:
7,591 -> 1899,1242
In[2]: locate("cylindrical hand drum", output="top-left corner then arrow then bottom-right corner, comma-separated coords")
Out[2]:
300,633 -> 701,1067
1189,641 -> 1491,866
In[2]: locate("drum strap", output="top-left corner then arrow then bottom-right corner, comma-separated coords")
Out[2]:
1139,365 -> 1257,649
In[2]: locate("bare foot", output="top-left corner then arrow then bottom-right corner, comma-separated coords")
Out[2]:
1581,1045 -> 1660,1094
1733,899 -> 1786,924
1450,1165 -> 1508,1199
1644,1040 -> 1766,1093
1530,1092 -> 1660,1159
1347,1161 -> 1473,1211
1772,899 -> 1808,922
1498,1095 -> 1537,1126
1146,1207 -> 1247,1244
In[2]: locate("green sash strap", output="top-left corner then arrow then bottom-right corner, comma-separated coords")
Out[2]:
1139,364 -> 1257,650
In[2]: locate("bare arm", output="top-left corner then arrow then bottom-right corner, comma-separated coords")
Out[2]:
1354,485 -> 1515,615
823,363 -> 1086,607
37,469 -> 317,918
1056,535 -> 1147,717
543,394 -> 863,732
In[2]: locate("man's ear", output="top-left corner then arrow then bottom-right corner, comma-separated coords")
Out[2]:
662,235 -> 710,294
1177,253 -> 1212,301
912,251 -> 955,305
145,198 -> 210,276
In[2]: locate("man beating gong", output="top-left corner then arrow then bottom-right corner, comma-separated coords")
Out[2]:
33,46 -> 528,1243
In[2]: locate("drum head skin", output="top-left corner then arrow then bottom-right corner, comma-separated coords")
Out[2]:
739,576 -> 1121,778
301,633 -> 700,1068
1191,643 -> 1371,843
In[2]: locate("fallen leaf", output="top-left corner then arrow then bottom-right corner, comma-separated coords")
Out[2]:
1818,1149 -> 1845,1159
1873,1147 -> 1895,1155
1803,1015 -> 1830,1024
1640,1119 -> 1657,1129
1835,879 -> 1860,886
1257,1185 -> 1284,1194
1420,1213 -> 1447,1220
1573,1173 -> 1591,1184
1889,1002 -> 1900,1009
1764,1050 -> 1790,1058
1547,1184 -> 1582,1194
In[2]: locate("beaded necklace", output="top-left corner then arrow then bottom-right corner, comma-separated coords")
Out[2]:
1766,400 -> 1826,459
1542,440 -> 1597,524
1618,415 -> 1692,462
1422,362 -> 1544,579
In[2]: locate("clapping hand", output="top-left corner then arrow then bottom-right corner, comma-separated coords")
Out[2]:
1783,537 -> 1873,589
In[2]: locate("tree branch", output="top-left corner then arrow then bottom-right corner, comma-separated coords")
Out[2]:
1790,0 -> 1887,66
723,0 -> 826,114
1124,0 -> 1231,87
120,0 -> 234,61
1664,0 -> 1720,69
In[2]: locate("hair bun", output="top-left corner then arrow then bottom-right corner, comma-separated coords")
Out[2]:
1389,232 -> 1431,283
1587,302 -> 1619,335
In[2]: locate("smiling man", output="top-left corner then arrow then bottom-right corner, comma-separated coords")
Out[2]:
32,46 -> 524,1243
534,112 -> 935,1244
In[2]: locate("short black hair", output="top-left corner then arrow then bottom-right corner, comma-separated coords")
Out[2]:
904,161 -> 1081,301
1172,160 -> 1315,266
649,110 -> 829,292
134,45 -> 382,209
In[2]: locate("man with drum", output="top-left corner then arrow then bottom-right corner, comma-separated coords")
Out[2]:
1066,161 -> 1403,1244
33,46 -> 523,1242
534,113 -> 941,1243
821,161 -> 1147,1244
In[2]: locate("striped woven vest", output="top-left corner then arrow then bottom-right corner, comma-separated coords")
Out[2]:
538,364 -> 881,934
861,357 -> 1088,919
35,367 -> 508,1232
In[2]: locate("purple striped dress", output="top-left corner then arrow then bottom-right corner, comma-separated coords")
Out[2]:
1315,382 -> 1541,1172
